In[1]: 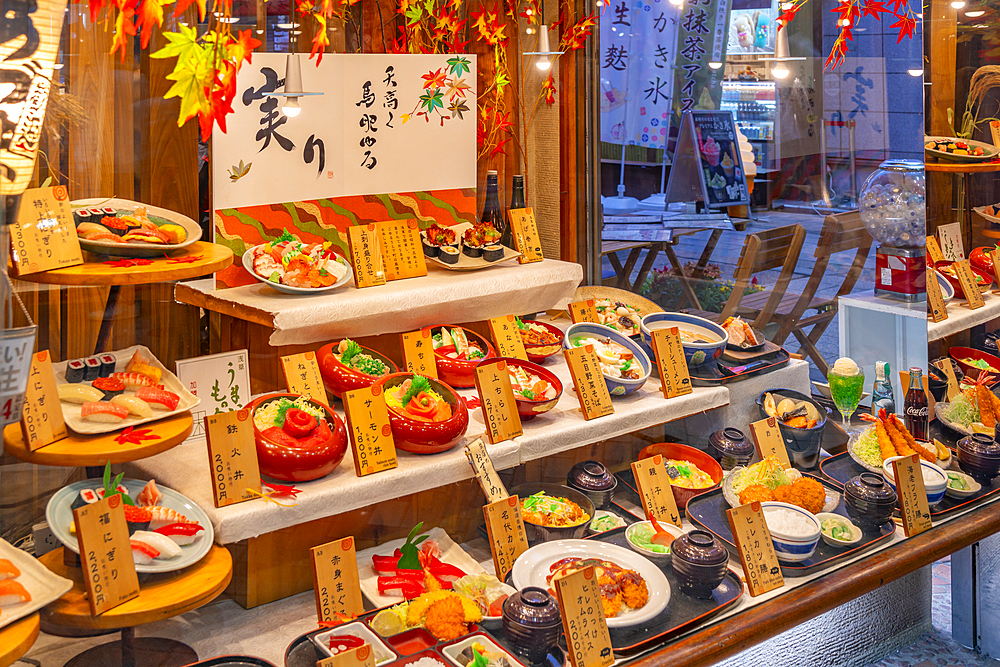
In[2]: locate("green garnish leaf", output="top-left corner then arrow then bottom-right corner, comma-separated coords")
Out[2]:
515,316 -> 527,330
273,229 -> 295,244
397,522 -> 428,571
340,339 -> 362,366
621,358 -> 632,372
274,398 -> 296,427
401,375 -> 432,406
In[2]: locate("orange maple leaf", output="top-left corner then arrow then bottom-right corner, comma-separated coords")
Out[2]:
135,0 -> 168,49
110,5 -> 137,62
174,0 -> 206,21
421,68 -> 447,89
310,15 -> 331,63
228,29 -> 261,67
542,75 -> 556,105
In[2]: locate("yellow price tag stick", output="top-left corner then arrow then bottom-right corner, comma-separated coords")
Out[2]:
400,330 -> 437,378
311,536 -> 364,623
204,408 -> 261,508
21,351 -> 67,452
465,438 -> 509,503
568,299 -> 599,324
926,267 -> 948,323
347,224 -> 386,288
726,502 -> 785,597
10,186 -> 83,276
953,259 -> 985,309
990,249 -> 1000,295
892,454 -> 933,537
377,219 -> 427,281
749,417 -> 791,468
483,496 -> 528,582
552,565 -> 615,667
342,384 -> 398,477
564,345 -> 615,420
474,359 -> 523,444
651,327 -> 692,399
509,208 -> 544,264
925,236 -> 945,265
280,351 -> 328,405
488,315 -> 529,361
631,455 -> 682,527
73,494 -> 140,615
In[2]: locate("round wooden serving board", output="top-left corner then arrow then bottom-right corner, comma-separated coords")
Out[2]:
0,613 -> 40,667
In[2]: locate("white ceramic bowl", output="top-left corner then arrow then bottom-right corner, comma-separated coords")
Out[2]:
624,520 -> 685,564
944,471 -> 981,499
882,456 -> 948,505
759,501 -> 821,562
480,583 -> 516,629
815,512 -> 862,547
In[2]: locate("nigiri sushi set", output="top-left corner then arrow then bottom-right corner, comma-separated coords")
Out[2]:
54,345 -> 198,435
71,197 -> 201,258
0,537 -> 72,630
48,472 -> 213,574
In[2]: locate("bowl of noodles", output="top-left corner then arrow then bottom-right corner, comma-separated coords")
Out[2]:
373,373 -> 469,454
636,443 -> 724,509
509,483 -> 596,543
248,393 -> 348,482
639,313 -> 728,368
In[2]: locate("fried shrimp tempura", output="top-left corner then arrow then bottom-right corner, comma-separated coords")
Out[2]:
883,417 -> 915,457
978,384 -> 997,428
887,413 -> 936,463
772,478 -> 826,514
738,484 -> 775,505
875,421 -> 896,461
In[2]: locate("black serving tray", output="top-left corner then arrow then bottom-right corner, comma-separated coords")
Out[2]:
476,500 -> 644,545
684,474 -> 894,576
688,347 -> 790,386
818,450 -> 1000,519
184,658 -> 278,667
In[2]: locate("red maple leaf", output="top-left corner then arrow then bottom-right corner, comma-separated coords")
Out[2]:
861,0 -> 889,19
490,136 -> 510,157
110,5 -> 137,63
886,0 -> 909,14
88,0 -> 109,23
135,0 -> 167,49
776,5 -> 800,29
262,481 -> 302,498
825,38 -> 848,70
421,68 -> 447,89
493,110 -> 513,134
173,0 -> 206,20
542,75 -> 556,105
830,0 -> 859,29
166,253 -> 203,263
228,29 -> 261,67
104,257 -> 153,268
114,427 -> 161,445
890,13 -> 916,42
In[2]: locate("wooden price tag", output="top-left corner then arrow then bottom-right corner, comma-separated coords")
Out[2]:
483,496 -> 529,582
342,384 -> 398,477
726,502 -> 784,597
749,417 -> 791,468
568,299 -> 599,324
630,455 -> 682,527
563,345 -> 614,420
311,536 -> 364,623
891,454 -> 933,537
926,267 -> 948,323
204,408 -> 261,508
280,352 -> 328,405
953,260 -> 985,309
509,208 -> 544,264
488,315 -> 529,361
650,327 -> 692,399
10,186 -> 83,276
937,361 -> 960,401
73,494 -> 139,615
991,120 -> 1000,147
990,249 -> 1000,295
317,644 -> 376,667
465,438 -> 509,503
552,565 -> 615,667
347,224 -> 386,288
378,219 -> 427,281
400,330 -> 437,378
20,351 -> 66,452
474,359 -> 523,444
925,236 -> 945,265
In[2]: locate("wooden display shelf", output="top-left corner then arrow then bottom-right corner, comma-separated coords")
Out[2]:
3,412 -> 193,467
925,160 -> 1000,174
0,613 -> 39,667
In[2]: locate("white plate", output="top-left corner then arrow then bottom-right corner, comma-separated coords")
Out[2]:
241,245 -> 354,295
934,402 -> 976,437
511,539 -> 669,628
934,270 -> 955,302
0,538 -> 72,631
55,345 -> 199,435
723,467 -> 841,512
72,198 -> 202,258
425,222 -> 521,271
356,527 -> 486,608
312,622 -> 396,662
441,634 -> 521,667
945,471 -> 981,499
974,205 -> 1000,226
925,136 -> 1000,163
45,478 -> 213,574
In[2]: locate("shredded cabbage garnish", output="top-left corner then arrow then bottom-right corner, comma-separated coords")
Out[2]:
853,425 -> 883,468
945,394 -> 980,426
452,574 -> 506,615
731,456 -> 790,493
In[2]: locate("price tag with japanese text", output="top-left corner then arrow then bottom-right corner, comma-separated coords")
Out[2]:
925,236 -> 945,265
509,208 -> 544,264
465,438 -> 509,503
749,417 -> 791,468
378,219 -> 427,281
953,259 -> 985,309
552,565 -> 614,667
73,494 -> 139,615
205,408 -> 261,508
342,384 -> 398,477
317,644 -> 376,667
20,351 -> 66,451
564,345 -> 614,420
311,536 -> 364,623
926,267 -> 948,323
990,249 -> 1000,295
630,455 -> 681,527
10,186 -> 83,276
568,300 -> 599,324
483,496 -> 528,582
891,454 -> 933,537
400,330 -> 437,378
726,502 -> 784,597
488,315 -> 528,361
348,224 -> 386,288
474,359 -> 523,444
651,327 -> 692,399
939,361 -> 960,401
280,352 -> 328,405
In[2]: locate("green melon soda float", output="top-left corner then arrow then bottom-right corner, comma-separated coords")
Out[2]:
828,357 -> 865,430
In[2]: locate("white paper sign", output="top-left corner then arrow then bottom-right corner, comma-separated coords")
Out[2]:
175,350 -> 251,442
938,223 -> 964,261
0,327 -> 36,428
214,54 -> 477,210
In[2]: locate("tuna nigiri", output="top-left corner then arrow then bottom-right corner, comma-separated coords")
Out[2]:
154,522 -> 204,546
131,538 -> 159,565
57,384 -> 104,404
111,394 -> 153,418
131,531 -> 182,559
135,386 -> 180,411
136,479 -> 162,507
0,580 -> 31,605
80,401 -> 129,423
0,558 -> 21,579
146,506 -> 195,530
109,372 -> 157,391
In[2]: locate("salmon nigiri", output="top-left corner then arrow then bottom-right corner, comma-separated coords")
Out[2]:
0,580 -> 31,605
0,558 -> 20,579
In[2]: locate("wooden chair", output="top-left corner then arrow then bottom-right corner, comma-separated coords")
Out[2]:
686,224 -> 807,333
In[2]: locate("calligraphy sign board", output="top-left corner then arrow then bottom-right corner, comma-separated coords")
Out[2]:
482,496 -> 528,583
0,0 -> 67,198
552,566 -> 615,667
342,385 -> 398,477
726,502 -> 784,597
20,351 -> 66,451
891,454 -> 933,537
568,300 -> 599,325
400,330 -> 437,378
280,352 -> 328,405
74,494 -> 140,615
630,455 -> 682,527
474,359 -> 523,444
749,417 -> 791,468
205,409 -> 261,508
175,350 -> 251,443
937,223 -> 964,261
465,438 -> 509,503
564,346 -> 615,420
508,208 -> 543,263
318,644 -> 376,667
379,219 -> 427,281
10,186 -> 83,275
311,536 -> 364,623
348,224 -> 387,288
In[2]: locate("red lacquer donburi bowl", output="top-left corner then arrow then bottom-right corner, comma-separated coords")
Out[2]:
519,320 -> 566,364
497,357 -> 563,420
248,393 -> 348,482
636,443 -> 724,510
421,325 -> 496,388
374,372 -> 469,454
317,341 -> 399,399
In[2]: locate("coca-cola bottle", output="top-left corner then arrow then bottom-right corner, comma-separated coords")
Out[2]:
904,367 -> 929,441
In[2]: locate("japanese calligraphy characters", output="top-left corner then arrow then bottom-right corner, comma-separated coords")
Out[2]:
20,350 -> 66,451
311,536 -> 364,622
74,494 -> 140,615
204,409 -> 261,507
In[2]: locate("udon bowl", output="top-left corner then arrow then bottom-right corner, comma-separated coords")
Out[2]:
373,372 -> 469,454
509,483 -> 596,543
317,341 -> 399,399
519,320 -> 566,363
639,313 -> 728,368
498,357 -> 563,419
421,325 -> 497,388
636,443 -> 724,509
948,346 -> 1000,382
248,393 -> 349,482
562,322 -> 651,397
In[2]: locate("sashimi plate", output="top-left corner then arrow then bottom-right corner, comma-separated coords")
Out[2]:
241,245 -> 354,295
0,537 -> 72,631
46,479 -> 213,573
